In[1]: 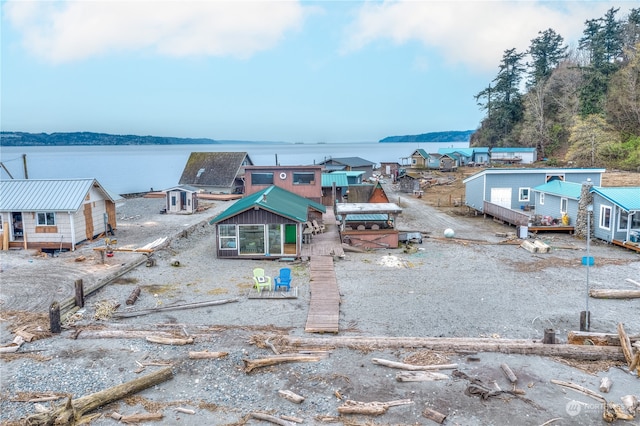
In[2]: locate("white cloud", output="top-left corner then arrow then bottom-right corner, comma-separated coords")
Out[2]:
3,0 -> 309,64
342,0 -> 634,72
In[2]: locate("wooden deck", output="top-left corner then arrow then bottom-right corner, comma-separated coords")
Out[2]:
301,209 -> 345,258
305,255 -> 340,333
612,239 -> 640,253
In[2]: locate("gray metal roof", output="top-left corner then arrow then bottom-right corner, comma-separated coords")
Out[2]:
0,179 -> 115,212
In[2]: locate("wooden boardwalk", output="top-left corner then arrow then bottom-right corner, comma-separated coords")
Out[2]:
301,209 -> 345,258
305,255 -> 340,333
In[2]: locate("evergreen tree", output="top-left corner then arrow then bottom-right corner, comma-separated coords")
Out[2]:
527,29 -> 568,86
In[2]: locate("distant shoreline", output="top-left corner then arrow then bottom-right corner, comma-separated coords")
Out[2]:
1,131 -> 472,146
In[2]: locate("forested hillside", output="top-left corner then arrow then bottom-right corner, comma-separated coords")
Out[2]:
472,7 -> 640,171
380,130 -> 474,143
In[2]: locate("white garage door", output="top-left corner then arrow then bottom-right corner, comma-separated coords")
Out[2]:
490,188 -> 512,209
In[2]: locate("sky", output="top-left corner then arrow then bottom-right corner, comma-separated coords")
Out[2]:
1,1 -> 637,144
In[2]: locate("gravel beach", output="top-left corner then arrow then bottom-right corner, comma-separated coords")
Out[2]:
1,184 -> 638,425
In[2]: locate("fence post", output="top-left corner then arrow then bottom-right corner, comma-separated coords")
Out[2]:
49,302 -> 61,333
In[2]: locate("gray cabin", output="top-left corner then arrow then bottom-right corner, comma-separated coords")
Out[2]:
464,168 -> 605,213
590,186 -> 640,247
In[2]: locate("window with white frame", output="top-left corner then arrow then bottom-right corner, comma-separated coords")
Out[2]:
37,212 -> 56,226
539,193 -> 545,205
599,205 -> 611,230
518,187 -> 530,202
560,198 -> 568,214
218,224 -> 237,249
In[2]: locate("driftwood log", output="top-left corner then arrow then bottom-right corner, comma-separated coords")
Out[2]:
589,288 -> 640,299
371,358 -> 457,370
422,407 -> 447,424
250,412 -> 294,425
599,377 -> 613,393
500,363 -> 518,384
126,286 -> 141,305
23,367 -> 173,425
112,298 -> 239,319
337,399 -> 413,415
396,371 -> 449,382
567,330 -> 640,346
243,353 -> 326,373
278,390 -> 305,404
550,379 -> 605,403
146,336 -> 194,346
188,350 -> 228,359
275,335 -> 626,361
111,411 -> 164,423
589,289 -> 640,299
617,322 -> 635,368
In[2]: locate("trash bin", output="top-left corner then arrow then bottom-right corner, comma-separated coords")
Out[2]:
519,226 -> 528,239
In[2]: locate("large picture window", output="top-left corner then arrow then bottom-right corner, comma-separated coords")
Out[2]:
293,172 -> 315,184
619,211 -> 640,230
219,224 -> 237,249
239,225 -> 265,255
37,212 -> 56,226
599,205 -> 611,230
251,173 -> 274,185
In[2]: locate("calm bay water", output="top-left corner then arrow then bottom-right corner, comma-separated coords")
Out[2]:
0,141 -> 468,195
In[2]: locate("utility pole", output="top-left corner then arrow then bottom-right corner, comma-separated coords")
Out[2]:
22,154 -> 29,179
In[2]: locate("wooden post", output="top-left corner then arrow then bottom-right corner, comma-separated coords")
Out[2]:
49,302 -> 61,333
543,329 -> 556,344
580,311 -> 590,331
74,279 -> 84,308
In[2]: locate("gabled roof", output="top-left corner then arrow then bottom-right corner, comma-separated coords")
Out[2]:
438,147 -> 474,157
343,171 -> 365,177
317,157 -> 376,167
463,168 -> 606,184
322,172 -> 349,187
345,184 -> 375,203
209,185 -> 326,224
0,178 -> 117,212
179,152 -> 252,187
532,180 -> 582,199
163,184 -> 200,193
590,187 -> 640,212
412,149 -> 429,159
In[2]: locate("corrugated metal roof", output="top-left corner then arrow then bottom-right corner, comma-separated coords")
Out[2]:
590,187 -> 640,211
0,178 -> 113,211
321,173 -> 349,187
532,180 -> 582,199
209,185 -> 326,224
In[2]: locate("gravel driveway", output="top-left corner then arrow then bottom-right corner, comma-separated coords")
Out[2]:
1,186 -> 638,425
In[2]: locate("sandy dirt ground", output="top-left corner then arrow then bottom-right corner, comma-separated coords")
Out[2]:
1,173 -> 639,426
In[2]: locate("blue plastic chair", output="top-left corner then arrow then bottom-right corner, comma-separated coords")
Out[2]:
274,268 -> 292,292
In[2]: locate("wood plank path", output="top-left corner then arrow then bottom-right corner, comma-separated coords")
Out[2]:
305,255 -> 340,333
301,209 -> 345,258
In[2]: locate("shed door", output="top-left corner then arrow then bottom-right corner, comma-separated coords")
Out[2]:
490,188 -> 512,209
83,203 -> 94,239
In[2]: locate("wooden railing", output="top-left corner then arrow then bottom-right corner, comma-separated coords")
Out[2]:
483,201 -> 530,226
